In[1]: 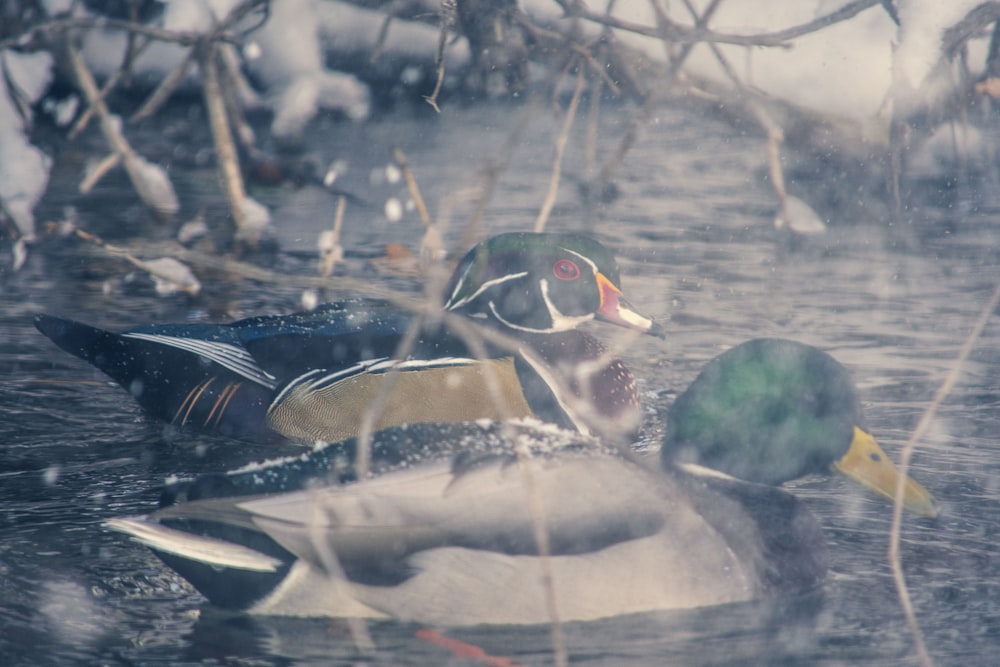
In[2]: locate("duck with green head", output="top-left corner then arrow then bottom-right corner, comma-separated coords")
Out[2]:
665,338 -> 935,514
107,338 -> 936,624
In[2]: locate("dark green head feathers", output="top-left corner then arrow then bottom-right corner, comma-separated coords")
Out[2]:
665,338 -> 936,516
666,338 -> 861,485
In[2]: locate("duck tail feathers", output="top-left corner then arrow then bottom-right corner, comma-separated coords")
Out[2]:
34,315 -> 121,371
105,516 -> 283,573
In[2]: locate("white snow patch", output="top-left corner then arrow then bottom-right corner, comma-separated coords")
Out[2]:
237,196 -> 273,243
526,0 -> 987,125
0,50 -> 54,241
42,95 -> 79,126
137,257 -> 202,296
133,155 -> 180,217
243,0 -> 371,142
384,197 -> 403,222
775,195 -> 827,235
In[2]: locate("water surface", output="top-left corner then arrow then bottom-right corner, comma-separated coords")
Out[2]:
2,101 -> 998,665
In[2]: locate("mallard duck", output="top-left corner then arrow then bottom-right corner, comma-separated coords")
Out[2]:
663,338 -> 936,508
106,338 -> 936,625
35,232 -> 663,444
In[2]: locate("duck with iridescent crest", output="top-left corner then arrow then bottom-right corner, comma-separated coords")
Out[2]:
107,338 -> 937,625
35,232 -> 664,444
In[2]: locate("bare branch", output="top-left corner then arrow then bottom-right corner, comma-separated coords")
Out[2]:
79,152 -> 122,193
562,0 -> 882,48
129,48 -> 196,123
889,280 -> 1000,667
200,44 -> 249,239
393,148 -> 433,229
534,67 -> 585,232
424,0 -> 457,112
68,34 -> 152,138
67,39 -> 177,219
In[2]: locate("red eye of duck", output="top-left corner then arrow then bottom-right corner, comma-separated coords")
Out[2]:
553,259 -> 581,281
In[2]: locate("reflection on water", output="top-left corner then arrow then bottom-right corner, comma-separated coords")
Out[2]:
2,101 -> 1000,665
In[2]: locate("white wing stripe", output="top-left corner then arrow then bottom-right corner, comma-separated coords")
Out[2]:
122,332 -> 277,388
272,357 -> 485,403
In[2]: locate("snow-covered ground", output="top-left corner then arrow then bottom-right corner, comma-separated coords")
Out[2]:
538,0 -> 989,124
1,0 -> 994,251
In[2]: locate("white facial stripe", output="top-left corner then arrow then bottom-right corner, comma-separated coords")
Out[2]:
676,462 -> 740,481
446,271 -> 529,311
539,278 -> 594,331
445,263 -> 474,306
483,279 -> 595,334
122,333 -> 277,388
488,301 -> 558,333
558,246 -> 600,276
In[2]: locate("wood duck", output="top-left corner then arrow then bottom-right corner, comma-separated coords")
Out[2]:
35,232 -> 664,444
107,338 -> 936,625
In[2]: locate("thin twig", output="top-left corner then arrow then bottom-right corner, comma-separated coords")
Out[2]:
370,13 -> 394,64
351,313 -> 425,478
79,152 -> 122,193
306,489 -> 376,655
511,432 -> 568,667
678,0 -> 792,216
588,0 -> 720,198
590,86 -> 655,196
319,196 -> 347,277
200,44 -> 249,238
564,0 -> 880,47
217,44 -> 256,149
582,0 -> 726,197
534,68 -> 586,232
68,34 -> 151,139
515,16 -> 623,96
130,48 -> 196,123
66,39 -> 176,219
888,280 -> 1000,667
122,0 -> 142,88
417,286 -> 610,667
138,0 -> 265,127
333,195 -> 346,239
345,272 -> 586,667
459,89 -> 545,251
669,0 -> 725,75
70,229 -> 401,298
74,229 -> 199,294
424,0 -> 456,112
0,11 -> 253,51
584,77 -> 601,178
393,148 -> 433,228
941,3 -> 1000,61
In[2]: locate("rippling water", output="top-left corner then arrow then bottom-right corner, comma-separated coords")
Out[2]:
2,100 -> 999,665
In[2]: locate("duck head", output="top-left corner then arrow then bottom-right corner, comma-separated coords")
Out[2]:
444,232 -> 665,337
664,338 -> 937,517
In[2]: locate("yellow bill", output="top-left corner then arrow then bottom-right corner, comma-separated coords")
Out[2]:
832,426 -> 937,518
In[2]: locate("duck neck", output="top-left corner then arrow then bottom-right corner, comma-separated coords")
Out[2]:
513,330 -> 641,442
